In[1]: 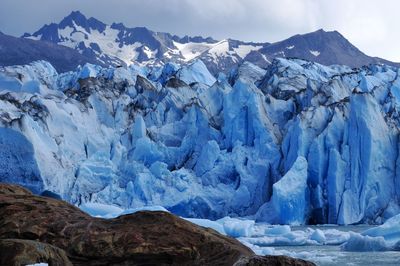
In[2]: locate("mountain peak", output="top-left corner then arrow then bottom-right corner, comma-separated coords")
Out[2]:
314,28 -> 327,33
110,22 -> 126,31
70,10 -> 85,17
60,10 -> 87,27
303,28 -> 342,38
58,11 -> 106,33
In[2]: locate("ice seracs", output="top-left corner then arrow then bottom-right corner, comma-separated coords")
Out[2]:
1,58 -> 400,226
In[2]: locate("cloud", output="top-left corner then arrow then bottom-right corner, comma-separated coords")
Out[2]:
0,0 -> 399,61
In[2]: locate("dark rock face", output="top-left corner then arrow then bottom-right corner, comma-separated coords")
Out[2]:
0,239 -> 72,266
0,31 -> 102,73
0,183 -> 316,265
234,255 -> 316,266
40,190 -> 62,200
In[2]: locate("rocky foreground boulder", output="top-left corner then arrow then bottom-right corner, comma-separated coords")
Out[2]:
0,183 -> 315,266
0,239 -> 72,266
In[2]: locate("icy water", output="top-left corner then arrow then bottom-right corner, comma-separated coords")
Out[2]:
277,244 -> 399,266
279,225 -> 400,266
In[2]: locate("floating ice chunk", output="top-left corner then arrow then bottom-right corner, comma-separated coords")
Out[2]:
340,232 -> 389,251
218,217 -> 255,237
310,229 -> 326,244
362,213 -> 400,245
240,240 -> 277,256
239,231 -> 309,246
184,218 -> 226,235
323,229 -> 351,245
239,225 -> 352,248
263,225 -> 291,236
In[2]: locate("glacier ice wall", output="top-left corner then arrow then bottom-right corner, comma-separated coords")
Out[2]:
0,58 -> 399,224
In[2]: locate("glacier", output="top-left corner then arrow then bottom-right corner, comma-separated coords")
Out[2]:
0,57 -> 400,225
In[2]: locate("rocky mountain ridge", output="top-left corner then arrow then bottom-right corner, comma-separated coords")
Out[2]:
18,11 -> 399,74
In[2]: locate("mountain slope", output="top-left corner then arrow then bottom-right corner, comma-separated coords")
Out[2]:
0,31 -> 103,73
258,29 -> 400,68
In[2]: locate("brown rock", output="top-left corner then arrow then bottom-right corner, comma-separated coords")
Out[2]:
0,183 -> 32,195
234,255 -> 317,266
0,183 -> 252,265
0,238 -> 72,266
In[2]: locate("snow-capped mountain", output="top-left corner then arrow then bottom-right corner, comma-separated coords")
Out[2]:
22,11 -> 398,74
1,57 -> 400,225
22,11 -> 235,70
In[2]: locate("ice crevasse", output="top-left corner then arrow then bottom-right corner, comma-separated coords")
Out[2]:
0,58 -> 400,225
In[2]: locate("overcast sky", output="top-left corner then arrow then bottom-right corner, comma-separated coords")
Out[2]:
0,0 -> 398,61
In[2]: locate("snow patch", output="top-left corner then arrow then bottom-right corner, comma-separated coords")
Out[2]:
173,41 -> 214,62
233,44 -> 262,58
309,50 -> 321,57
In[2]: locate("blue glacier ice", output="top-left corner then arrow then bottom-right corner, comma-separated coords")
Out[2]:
0,127 -> 43,193
272,156 -> 309,225
0,58 -> 400,225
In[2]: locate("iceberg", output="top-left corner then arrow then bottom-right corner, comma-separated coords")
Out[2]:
340,233 -> 390,252
340,213 -> 400,251
362,213 -> 400,245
